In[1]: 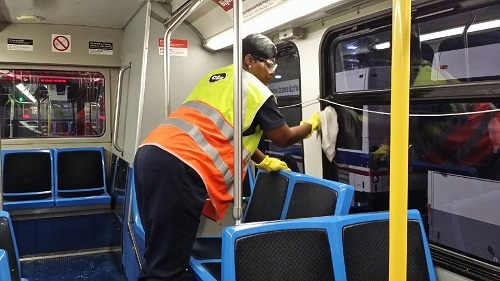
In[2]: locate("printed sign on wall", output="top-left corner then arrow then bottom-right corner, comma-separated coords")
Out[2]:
89,41 -> 113,55
52,34 -> 71,53
7,38 -> 33,51
159,38 -> 188,56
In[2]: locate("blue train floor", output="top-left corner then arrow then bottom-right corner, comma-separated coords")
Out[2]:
21,252 -> 127,281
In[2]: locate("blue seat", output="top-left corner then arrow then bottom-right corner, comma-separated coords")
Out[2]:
53,147 -> 111,207
109,155 -> 129,212
122,167 -> 145,281
190,169 -> 355,281
283,171 -> 353,219
221,216 -> 335,281
329,210 -> 436,281
0,249 -> 11,281
130,172 -> 145,250
1,149 -> 55,210
0,211 -> 28,281
220,210 -> 436,281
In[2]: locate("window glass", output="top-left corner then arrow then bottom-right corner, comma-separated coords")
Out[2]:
0,70 -> 105,138
327,2 -> 500,267
334,4 -> 500,92
268,45 -> 301,100
409,101 -> 500,265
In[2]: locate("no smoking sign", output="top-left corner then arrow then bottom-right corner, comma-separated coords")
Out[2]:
52,34 -> 71,53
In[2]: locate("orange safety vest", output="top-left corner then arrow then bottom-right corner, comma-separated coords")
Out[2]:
140,65 -> 272,221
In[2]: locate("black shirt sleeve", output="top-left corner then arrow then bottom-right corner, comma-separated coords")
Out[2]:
243,96 -> 286,136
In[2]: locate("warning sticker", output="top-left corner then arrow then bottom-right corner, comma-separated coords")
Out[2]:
89,41 -> 113,55
7,38 -> 34,51
52,34 -> 71,53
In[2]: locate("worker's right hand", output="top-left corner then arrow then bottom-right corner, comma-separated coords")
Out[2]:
255,155 -> 291,172
369,144 -> 390,170
300,112 -> 321,138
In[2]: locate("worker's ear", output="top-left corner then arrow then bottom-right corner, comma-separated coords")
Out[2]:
244,54 -> 253,69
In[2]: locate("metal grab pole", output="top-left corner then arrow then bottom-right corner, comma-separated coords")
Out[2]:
163,0 -> 204,117
113,63 -> 131,156
232,0 -> 243,225
389,0 -> 411,280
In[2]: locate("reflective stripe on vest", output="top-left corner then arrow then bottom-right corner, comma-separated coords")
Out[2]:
161,101 -> 252,187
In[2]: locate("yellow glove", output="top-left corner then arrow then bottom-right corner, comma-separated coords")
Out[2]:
255,155 -> 291,172
372,144 -> 390,161
300,112 -> 321,138
369,144 -> 389,170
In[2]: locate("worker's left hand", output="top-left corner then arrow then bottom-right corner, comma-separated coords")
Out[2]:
255,155 -> 291,172
300,112 -> 321,138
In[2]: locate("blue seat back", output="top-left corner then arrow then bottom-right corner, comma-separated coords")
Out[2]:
284,171 -> 354,219
221,210 -> 436,281
221,217 -> 335,281
244,169 -> 354,222
242,170 -> 290,223
1,149 -> 55,210
54,147 -> 111,206
329,210 -> 436,281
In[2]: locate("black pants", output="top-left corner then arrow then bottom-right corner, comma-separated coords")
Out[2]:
134,145 -> 206,281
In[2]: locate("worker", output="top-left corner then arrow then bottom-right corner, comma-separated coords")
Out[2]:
133,33 -> 322,281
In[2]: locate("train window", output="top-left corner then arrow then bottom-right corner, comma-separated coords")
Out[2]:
0,69 -> 105,138
333,4 -> 500,92
324,2 -> 500,272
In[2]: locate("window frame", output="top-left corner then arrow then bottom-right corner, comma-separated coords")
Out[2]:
0,64 -> 112,146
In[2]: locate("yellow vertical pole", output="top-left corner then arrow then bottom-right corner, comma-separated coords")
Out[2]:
389,0 -> 411,280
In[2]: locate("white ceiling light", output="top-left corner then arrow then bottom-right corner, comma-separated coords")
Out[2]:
16,15 -> 46,23
420,19 -> 500,41
373,19 -> 500,50
373,42 -> 391,50
204,0 -> 343,51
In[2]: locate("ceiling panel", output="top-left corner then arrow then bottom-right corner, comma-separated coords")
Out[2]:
0,0 -> 146,29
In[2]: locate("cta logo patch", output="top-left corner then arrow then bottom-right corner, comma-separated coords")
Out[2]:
209,73 -> 226,82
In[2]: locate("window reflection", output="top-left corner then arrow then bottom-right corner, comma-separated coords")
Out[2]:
334,4 -> 500,91
330,2 -> 500,266
0,70 -> 105,138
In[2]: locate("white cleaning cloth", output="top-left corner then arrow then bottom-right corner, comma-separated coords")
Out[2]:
320,106 -> 338,162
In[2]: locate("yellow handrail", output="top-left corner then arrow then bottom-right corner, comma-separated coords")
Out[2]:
389,0 -> 411,280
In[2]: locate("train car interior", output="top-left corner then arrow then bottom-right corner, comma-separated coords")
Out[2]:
0,0 -> 499,280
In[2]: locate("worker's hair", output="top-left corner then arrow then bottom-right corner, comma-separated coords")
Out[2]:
242,33 -> 277,60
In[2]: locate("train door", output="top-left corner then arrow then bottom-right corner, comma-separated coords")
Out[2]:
260,42 -> 304,172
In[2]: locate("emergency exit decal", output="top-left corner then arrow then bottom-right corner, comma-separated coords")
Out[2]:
159,38 -> 188,57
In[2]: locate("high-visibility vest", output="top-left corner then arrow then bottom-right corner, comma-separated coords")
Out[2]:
413,60 -> 460,86
140,64 -> 273,221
